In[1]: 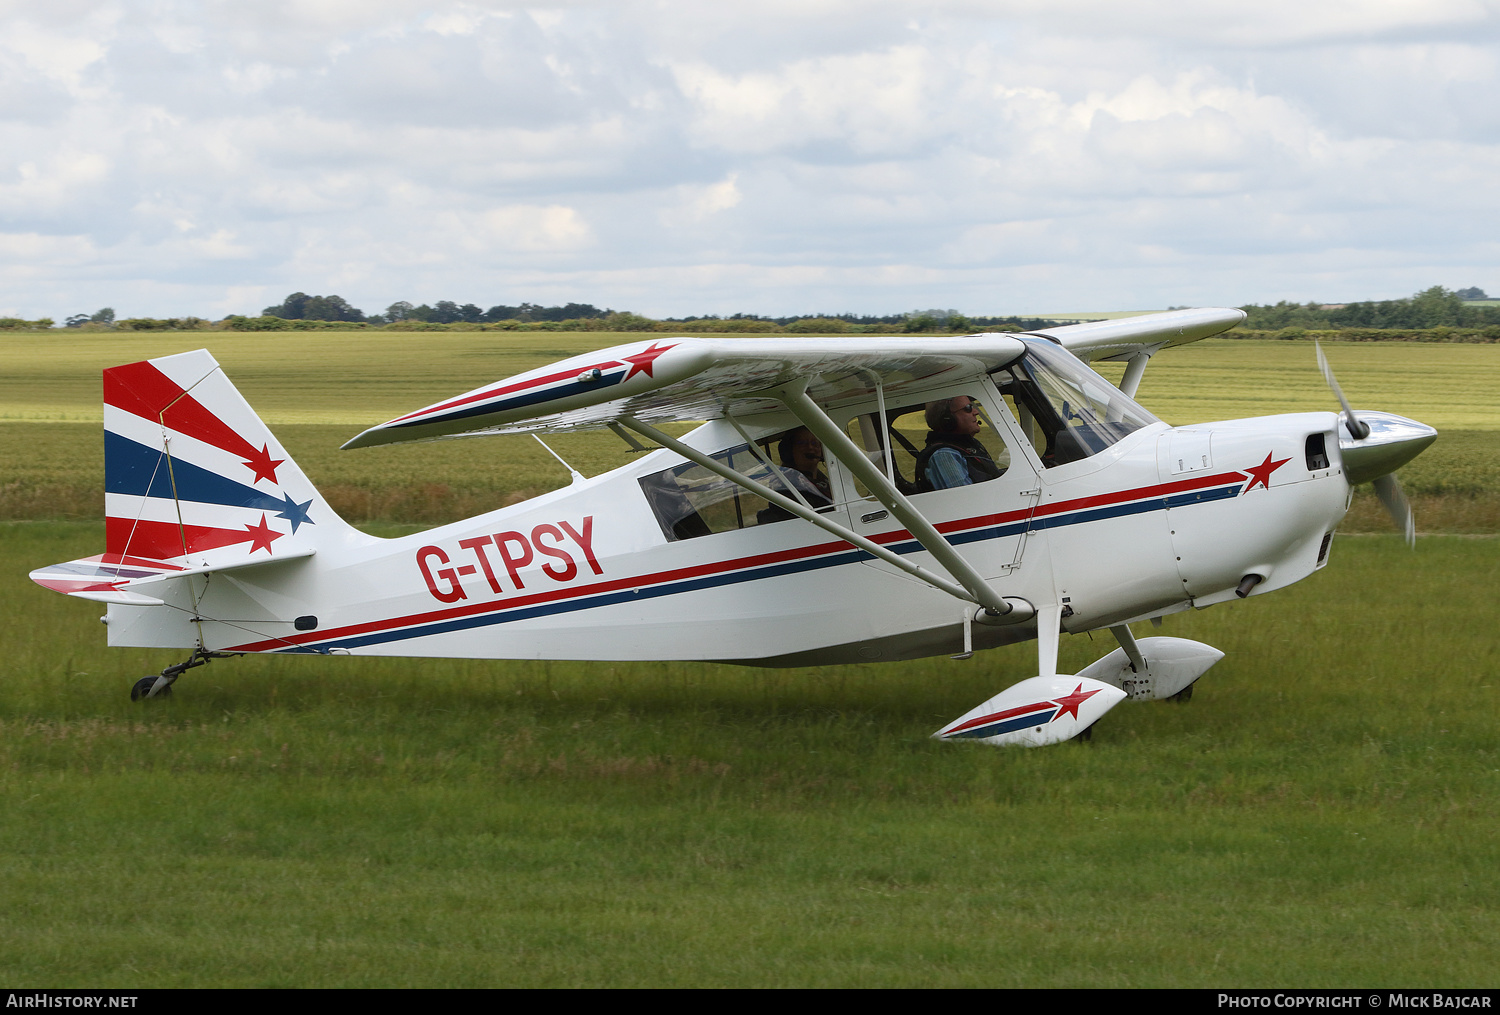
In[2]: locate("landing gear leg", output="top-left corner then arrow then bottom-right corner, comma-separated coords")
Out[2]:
130,648 -> 234,701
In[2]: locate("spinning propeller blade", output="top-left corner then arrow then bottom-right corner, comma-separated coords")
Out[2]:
1315,340 -> 1370,440
1372,473 -> 1416,548
1314,342 -> 1435,546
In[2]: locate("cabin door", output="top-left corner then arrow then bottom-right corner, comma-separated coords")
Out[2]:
831,377 -> 1042,584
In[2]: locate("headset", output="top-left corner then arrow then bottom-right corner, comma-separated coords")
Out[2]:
925,397 -> 980,433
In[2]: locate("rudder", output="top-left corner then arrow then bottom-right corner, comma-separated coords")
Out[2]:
102,349 -> 351,566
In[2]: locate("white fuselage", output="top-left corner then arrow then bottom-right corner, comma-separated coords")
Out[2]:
105,390 -> 1351,668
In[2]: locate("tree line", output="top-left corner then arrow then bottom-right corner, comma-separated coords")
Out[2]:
1239,286 -> 1499,330
250,293 -> 1062,332
249,286 -> 1500,332
13,283 -> 1493,336
259,293 -> 614,325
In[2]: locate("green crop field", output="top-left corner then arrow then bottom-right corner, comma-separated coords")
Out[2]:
3,331 -> 1498,530
1,330 -> 1497,986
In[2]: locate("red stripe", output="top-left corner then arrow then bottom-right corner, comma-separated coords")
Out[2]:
226,532 -> 859,652
946,701 -> 1056,734
916,470 -> 1242,540
32,577 -> 126,595
103,360 -> 188,421
388,358 -> 624,423
104,360 -> 266,465
106,516 -> 266,560
1031,470 -> 1246,519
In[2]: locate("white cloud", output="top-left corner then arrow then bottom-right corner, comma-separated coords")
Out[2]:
477,204 -> 594,252
0,20 -> 108,93
3,1 -> 1500,318
0,231 -> 95,265
661,173 -> 742,227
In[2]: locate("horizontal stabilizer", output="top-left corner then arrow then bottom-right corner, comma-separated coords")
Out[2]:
30,547 -> 315,604
124,547 -> 315,586
935,675 -> 1125,747
68,589 -> 167,606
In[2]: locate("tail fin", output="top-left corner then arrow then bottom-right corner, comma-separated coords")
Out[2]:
101,348 -> 352,567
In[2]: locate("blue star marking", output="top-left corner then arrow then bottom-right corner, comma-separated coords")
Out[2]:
275,493 -> 315,533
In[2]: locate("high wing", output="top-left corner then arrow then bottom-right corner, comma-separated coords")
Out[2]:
343,335 -> 1028,447
1032,307 -> 1246,398
1036,307 -> 1247,363
343,309 -> 1245,449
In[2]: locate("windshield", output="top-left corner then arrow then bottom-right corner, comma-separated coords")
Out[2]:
994,337 -> 1160,466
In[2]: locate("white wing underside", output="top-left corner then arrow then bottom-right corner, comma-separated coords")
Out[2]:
343,309 -> 1245,448
344,335 -> 1028,446
1039,307 -> 1247,362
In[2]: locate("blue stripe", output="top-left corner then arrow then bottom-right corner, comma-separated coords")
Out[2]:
391,371 -> 626,430
278,545 -> 875,653
1028,485 -> 1240,532
105,431 -> 286,512
40,561 -> 165,580
104,431 -> 172,501
947,708 -> 1059,738
278,481 -> 1245,655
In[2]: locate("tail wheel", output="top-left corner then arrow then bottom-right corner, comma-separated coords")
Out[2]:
130,676 -> 170,701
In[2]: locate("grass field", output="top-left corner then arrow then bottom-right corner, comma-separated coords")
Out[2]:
1,331 -> 1497,986
2,524 -> 1497,986
7,329 -> 1498,428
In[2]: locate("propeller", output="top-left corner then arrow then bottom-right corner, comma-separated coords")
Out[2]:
1314,341 -> 1434,547
1372,473 -> 1415,547
1315,341 -> 1370,440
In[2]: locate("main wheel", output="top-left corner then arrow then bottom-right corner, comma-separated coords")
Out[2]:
130,676 -> 171,701
1169,682 -> 1194,704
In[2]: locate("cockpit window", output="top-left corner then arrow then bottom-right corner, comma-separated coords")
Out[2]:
843,398 -> 1010,496
993,337 -> 1160,467
638,427 -> 834,541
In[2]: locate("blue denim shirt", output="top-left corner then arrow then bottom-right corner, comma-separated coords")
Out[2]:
924,446 -> 973,489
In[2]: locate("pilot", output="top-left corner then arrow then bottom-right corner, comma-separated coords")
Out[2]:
915,396 -> 1004,491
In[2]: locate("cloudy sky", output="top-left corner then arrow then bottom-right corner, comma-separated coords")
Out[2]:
3,0 -> 1499,320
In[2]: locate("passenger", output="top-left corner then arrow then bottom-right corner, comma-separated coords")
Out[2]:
915,396 -> 1004,491
778,427 -> 833,505
757,427 -> 832,524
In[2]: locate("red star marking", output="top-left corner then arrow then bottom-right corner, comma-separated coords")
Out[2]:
1050,683 -> 1102,722
620,342 -> 676,381
1241,451 -> 1292,493
241,443 -> 285,486
242,514 -> 283,555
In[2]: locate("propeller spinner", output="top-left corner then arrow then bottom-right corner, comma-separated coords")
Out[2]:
1315,342 -> 1437,546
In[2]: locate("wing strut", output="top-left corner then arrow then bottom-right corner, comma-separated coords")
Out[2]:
1118,349 -> 1155,399
773,380 -> 1031,622
619,416 -> 989,608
